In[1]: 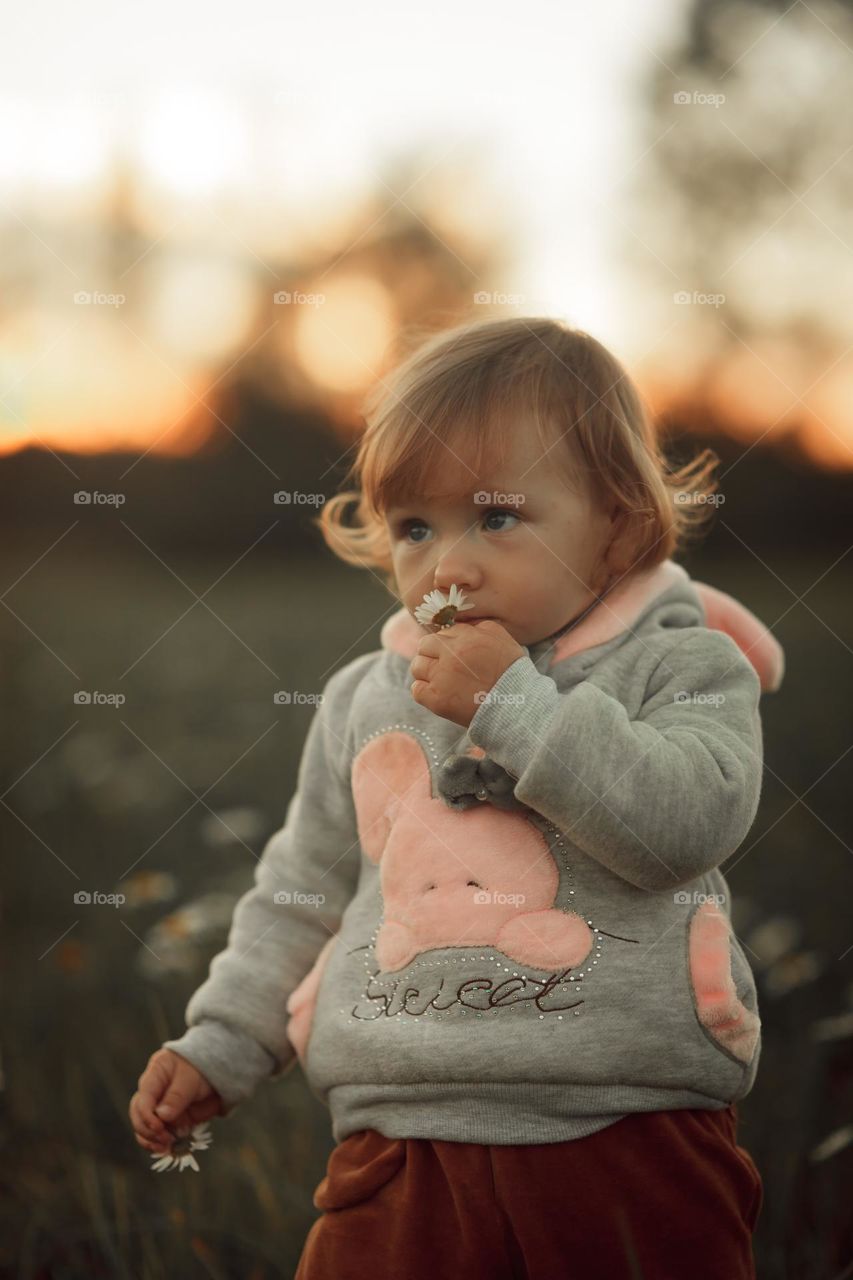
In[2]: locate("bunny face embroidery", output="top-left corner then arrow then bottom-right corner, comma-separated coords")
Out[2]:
351,729 -> 594,974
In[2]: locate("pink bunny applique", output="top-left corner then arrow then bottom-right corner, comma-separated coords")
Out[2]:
284,731 -> 594,1061
285,935 -> 337,1061
688,899 -> 760,1064
351,730 -> 594,975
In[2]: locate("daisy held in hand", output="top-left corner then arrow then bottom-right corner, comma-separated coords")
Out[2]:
410,583 -> 526,729
150,1121 -> 213,1173
414,583 -> 476,629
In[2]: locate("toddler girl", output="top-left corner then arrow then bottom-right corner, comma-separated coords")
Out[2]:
130,316 -> 785,1279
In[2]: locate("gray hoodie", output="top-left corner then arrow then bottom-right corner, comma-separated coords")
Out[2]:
162,557 -> 785,1144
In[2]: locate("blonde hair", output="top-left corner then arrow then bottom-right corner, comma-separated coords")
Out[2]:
315,315 -> 720,598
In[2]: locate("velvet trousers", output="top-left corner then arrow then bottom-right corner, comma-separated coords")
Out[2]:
294,1104 -> 763,1280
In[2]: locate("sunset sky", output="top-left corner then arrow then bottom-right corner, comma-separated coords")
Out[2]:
1,0 -> 851,469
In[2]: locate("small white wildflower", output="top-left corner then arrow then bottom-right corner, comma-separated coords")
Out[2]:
414,584 -> 476,629
150,1121 -> 213,1173
811,1011 -> 853,1042
809,1124 -> 853,1163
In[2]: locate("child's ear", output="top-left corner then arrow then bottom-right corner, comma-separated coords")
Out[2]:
593,505 -> 639,593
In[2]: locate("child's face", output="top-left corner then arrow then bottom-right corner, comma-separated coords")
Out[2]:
383,428 -> 620,647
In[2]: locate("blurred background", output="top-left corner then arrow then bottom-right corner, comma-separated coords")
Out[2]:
2,0 -> 852,1275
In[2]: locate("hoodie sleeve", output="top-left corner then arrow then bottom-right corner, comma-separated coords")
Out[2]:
160,654 -> 371,1109
466,628 -> 764,892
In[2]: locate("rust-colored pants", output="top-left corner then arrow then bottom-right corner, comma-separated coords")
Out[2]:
294,1105 -> 763,1280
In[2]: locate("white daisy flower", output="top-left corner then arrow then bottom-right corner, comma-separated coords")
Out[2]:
413,583 -> 476,629
809,1123 -> 853,1163
150,1121 -> 213,1173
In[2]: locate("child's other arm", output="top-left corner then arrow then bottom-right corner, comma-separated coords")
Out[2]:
160,656 -> 370,1108
466,629 -> 764,892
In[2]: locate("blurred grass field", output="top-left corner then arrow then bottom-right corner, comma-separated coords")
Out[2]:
1,539 -> 851,1278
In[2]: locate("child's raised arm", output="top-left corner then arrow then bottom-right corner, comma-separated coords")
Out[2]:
466,628 -> 764,892
156,654 -> 372,1111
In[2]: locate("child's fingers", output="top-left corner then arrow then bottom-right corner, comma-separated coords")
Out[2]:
135,1053 -> 174,1121
129,1090 -> 169,1141
153,1058 -> 206,1124
131,1049 -> 218,1142
130,1086 -> 167,1132
134,1130 -> 172,1154
185,1094 -> 225,1126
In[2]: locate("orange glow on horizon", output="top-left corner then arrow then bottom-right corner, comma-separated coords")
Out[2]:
2,330 -> 852,472
0,381 -> 218,458
639,360 -> 853,473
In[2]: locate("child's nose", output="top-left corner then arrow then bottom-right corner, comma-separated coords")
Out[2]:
434,575 -> 476,595
432,558 -> 483,595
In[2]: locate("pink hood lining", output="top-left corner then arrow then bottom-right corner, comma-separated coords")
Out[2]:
379,558 -> 785,694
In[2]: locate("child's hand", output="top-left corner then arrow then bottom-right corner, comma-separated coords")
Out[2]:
129,1048 -> 227,1153
410,620 -> 525,728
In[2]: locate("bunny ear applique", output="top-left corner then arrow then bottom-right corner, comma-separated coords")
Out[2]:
351,730 -> 528,837
693,580 -> 785,694
351,731 -> 436,862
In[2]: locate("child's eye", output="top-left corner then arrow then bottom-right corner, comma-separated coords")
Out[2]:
482,507 -> 520,533
397,518 -> 431,544
395,508 -> 520,545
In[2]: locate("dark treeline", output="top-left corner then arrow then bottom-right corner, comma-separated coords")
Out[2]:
1,380 -> 850,558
